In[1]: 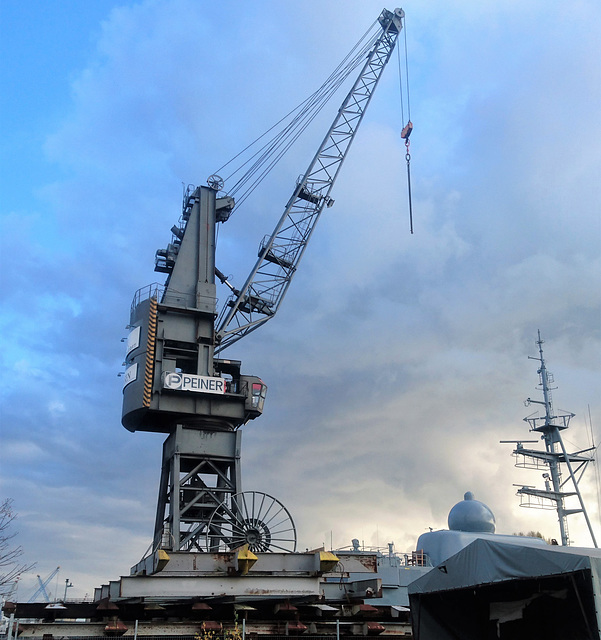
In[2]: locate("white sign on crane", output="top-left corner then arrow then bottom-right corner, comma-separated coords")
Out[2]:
162,372 -> 226,394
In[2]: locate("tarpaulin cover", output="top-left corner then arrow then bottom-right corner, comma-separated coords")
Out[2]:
408,538 -> 601,640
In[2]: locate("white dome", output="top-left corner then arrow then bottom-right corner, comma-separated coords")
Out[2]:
448,491 -> 496,533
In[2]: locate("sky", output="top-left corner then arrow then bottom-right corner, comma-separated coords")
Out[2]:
1,0 -> 600,601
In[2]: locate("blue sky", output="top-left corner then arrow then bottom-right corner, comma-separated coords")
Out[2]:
1,2 -> 115,210
1,0 -> 600,600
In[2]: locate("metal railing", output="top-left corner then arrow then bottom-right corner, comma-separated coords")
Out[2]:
130,283 -> 165,314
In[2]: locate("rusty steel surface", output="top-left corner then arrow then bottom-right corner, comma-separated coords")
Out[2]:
118,574 -> 321,599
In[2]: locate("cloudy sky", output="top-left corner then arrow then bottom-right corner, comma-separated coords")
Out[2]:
1,0 -> 600,601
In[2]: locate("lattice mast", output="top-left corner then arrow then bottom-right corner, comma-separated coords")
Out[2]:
511,332 -> 597,547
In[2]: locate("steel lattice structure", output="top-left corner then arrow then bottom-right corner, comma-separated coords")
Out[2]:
216,9 -> 404,352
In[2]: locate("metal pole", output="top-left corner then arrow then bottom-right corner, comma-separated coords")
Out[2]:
336,618 -> 340,640
558,436 -> 599,547
7,614 -> 14,640
242,617 -> 246,640
134,619 -> 139,640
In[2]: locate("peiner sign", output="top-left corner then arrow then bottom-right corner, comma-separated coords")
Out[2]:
162,372 -> 225,395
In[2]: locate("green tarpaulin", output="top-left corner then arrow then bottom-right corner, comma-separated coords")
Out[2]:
409,538 -> 601,639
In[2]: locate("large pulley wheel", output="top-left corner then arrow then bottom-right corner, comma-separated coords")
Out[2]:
206,491 -> 297,553
207,174 -> 224,191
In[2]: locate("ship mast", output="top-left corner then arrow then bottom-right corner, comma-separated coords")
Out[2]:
507,332 -> 598,547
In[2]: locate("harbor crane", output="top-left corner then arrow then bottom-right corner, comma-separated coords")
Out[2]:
122,8 -> 407,555
27,567 -> 59,603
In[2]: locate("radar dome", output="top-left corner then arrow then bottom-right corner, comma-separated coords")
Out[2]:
448,491 -> 496,533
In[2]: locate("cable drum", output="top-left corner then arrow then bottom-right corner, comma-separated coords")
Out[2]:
206,491 -> 297,553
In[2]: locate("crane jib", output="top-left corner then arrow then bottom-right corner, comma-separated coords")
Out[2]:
215,8 -> 405,352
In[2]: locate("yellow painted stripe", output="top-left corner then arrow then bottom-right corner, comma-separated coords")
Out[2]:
143,298 -> 158,407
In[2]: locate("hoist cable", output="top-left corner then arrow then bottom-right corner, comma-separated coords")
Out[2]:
214,19 -> 377,181
397,13 -> 414,234
213,21 -> 380,209
228,35 -> 377,203
230,76 -> 362,207
216,21 -> 377,180
403,17 -> 411,121
216,59 -> 351,183
229,62 -> 353,189
229,68 -> 352,206
397,44 -> 405,125
231,58 -> 368,207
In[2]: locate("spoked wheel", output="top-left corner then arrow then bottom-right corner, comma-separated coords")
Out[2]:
207,174 -> 224,191
206,491 -> 297,553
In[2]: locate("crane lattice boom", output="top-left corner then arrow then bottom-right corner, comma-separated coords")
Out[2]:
216,8 -> 404,352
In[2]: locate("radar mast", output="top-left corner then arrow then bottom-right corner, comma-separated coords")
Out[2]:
505,332 -> 598,547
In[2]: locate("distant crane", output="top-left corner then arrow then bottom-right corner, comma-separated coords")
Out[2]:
27,567 -> 60,603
